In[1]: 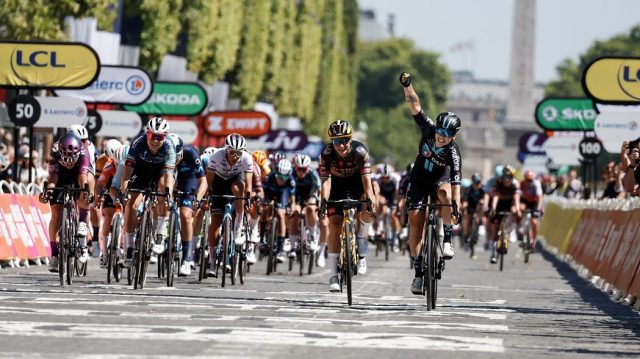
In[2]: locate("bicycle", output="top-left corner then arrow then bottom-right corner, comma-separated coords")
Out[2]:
208,194 -> 247,287
195,203 -> 211,282
263,200 -> 279,275
495,211 -> 513,272
100,190 -> 123,284
467,211 -> 481,259
288,207 -> 313,276
324,198 -> 369,306
41,182 -> 91,286
416,195 -> 457,311
519,209 -> 538,264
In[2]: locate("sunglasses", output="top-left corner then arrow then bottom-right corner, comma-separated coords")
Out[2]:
147,132 -> 166,142
295,166 -> 309,172
332,137 -> 351,145
227,149 -> 243,158
435,128 -> 453,138
275,173 -> 289,181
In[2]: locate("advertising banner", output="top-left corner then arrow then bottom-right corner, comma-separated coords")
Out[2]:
54,65 -> 152,105
594,109 -> 640,153
260,130 -> 308,151
203,111 -> 271,137
543,135 -> 581,166
583,57 -> 640,104
124,81 -> 208,116
535,98 -> 596,131
0,41 -> 99,88
518,132 -> 547,155
169,120 -> 198,144
93,110 -> 142,138
8,95 -> 86,128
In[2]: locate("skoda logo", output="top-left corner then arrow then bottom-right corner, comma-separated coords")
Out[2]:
541,106 -> 558,122
75,107 -> 85,117
630,120 -> 638,131
125,75 -> 146,96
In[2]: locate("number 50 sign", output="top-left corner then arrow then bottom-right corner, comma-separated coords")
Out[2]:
9,95 -> 86,128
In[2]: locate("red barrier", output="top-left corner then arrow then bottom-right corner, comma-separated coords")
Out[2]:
0,194 -> 51,261
567,209 -> 595,260
611,209 -> 640,294
595,211 -> 631,283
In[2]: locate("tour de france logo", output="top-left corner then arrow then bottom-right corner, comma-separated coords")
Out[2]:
617,61 -> 640,100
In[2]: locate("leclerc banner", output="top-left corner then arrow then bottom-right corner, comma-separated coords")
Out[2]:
54,65 -> 152,105
124,81 -> 207,116
203,111 -> 271,137
0,41 -> 99,89
535,98 -> 596,131
93,110 -> 142,138
594,107 -> 640,153
8,95 -> 86,128
583,57 -> 640,104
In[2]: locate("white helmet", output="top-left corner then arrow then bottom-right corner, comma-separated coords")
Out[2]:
146,117 -> 170,134
381,164 -> 391,177
224,133 -> 246,151
68,124 -> 89,140
294,154 -> 311,168
104,139 -> 123,161
114,145 -> 129,164
203,147 -> 216,156
276,159 -> 292,176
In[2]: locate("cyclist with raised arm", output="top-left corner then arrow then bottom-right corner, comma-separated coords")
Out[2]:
42,133 -> 93,272
518,170 -> 542,251
205,134 -> 253,276
319,120 -> 376,292
489,165 -> 521,263
290,154 -> 321,253
120,117 -> 176,268
168,134 -> 207,277
399,72 -> 462,295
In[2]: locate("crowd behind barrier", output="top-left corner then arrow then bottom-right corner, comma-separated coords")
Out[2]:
539,195 -> 640,308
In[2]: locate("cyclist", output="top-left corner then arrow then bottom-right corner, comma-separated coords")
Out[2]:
518,170 -> 543,251
188,146 -> 216,265
319,120 -> 376,292
42,133 -> 93,271
290,154 -> 321,254
399,72 -> 462,295
94,139 -> 123,267
268,152 -> 286,173
374,164 -> 401,252
68,124 -> 99,260
262,159 -> 296,262
169,134 -> 207,277
245,150 -> 265,264
253,150 -> 271,181
489,165 -> 522,263
120,117 -> 177,268
205,133 -> 253,276
462,173 -> 486,253
397,162 -> 413,242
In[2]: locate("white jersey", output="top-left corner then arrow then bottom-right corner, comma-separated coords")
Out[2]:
206,148 -> 253,180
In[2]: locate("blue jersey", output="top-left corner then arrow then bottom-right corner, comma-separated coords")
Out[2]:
177,145 -> 204,181
293,169 -> 320,199
263,172 -> 296,197
126,133 -> 177,174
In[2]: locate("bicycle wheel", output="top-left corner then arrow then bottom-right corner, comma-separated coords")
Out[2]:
424,222 -> 436,310
239,241 -> 248,285
66,213 -> 77,285
58,209 -> 69,286
198,236 -> 207,281
135,210 -> 150,289
139,212 -> 153,289
306,229 -> 314,275
498,232 -> 505,272
221,216 -> 231,288
430,233 -> 440,310
344,221 -> 354,307
266,217 -> 277,275
523,218 -> 531,264
166,211 -> 179,287
230,245 -> 238,286
469,217 -> 479,259
112,213 -> 123,283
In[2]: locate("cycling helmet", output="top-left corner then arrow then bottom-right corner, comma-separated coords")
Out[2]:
167,133 -> 184,156
253,150 -> 268,167
494,164 -> 504,178
294,154 -> 311,169
59,133 -> 83,167
224,133 -> 246,151
435,112 -> 461,137
471,173 -> 482,184
461,178 -> 472,188
203,147 -> 216,156
68,124 -> 89,140
502,165 -> 515,178
114,145 -> 129,164
524,170 -> 535,181
146,117 -> 170,134
276,159 -> 292,176
381,164 -> 391,177
104,139 -> 123,161
327,120 -> 353,138
269,151 -> 285,163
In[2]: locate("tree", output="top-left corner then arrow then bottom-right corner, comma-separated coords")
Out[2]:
138,0 -> 184,75
200,0 -> 244,83
545,24 -> 640,97
262,0 -> 289,103
183,0 -> 220,74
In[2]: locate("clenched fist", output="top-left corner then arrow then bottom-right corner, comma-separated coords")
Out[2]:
399,72 -> 412,87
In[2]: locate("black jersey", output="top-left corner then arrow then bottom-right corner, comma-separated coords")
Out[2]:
319,140 -> 371,179
412,110 -> 461,185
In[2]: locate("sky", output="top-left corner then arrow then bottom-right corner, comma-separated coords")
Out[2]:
358,0 -> 640,83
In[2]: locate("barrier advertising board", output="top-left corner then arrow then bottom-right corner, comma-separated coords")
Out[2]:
583,57 -> 640,104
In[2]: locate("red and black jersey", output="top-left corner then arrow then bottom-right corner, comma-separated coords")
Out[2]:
319,140 -> 371,179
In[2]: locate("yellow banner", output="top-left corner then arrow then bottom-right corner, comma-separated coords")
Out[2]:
584,57 -> 640,103
0,41 -> 99,88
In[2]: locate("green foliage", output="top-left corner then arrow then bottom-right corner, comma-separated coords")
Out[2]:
295,0 -> 325,123
231,0 -> 273,108
139,0 -> 183,75
274,0 -> 299,115
262,0 -> 289,102
183,0 -> 220,74
545,24 -> 640,97
200,0 -> 244,83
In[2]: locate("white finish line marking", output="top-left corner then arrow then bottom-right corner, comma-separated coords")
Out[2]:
0,321 -> 505,353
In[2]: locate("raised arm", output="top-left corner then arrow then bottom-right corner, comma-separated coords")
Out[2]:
399,72 -> 422,115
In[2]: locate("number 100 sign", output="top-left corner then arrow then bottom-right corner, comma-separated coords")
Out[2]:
578,137 -> 603,160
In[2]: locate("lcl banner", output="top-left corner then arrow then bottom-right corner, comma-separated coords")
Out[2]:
535,98 -> 596,131
0,41 -> 99,88
203,111 -> 271,137
54,65 -> 152,105
124,81 -> 208,116
583,57 -> 640,104
8,95 -> 86,128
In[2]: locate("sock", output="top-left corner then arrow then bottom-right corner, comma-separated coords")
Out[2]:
250,217 -> 259,233
50,242 -> 59,257
125,232 -> 135,249
276,236 -> 285,253
234,213 -> 243,232
328,253 -> 339,276
443,224 -> 453,243
357,237 -> 368,258
92,226 -> 99,243
413,256 -> 423,277
182,240 -> 192,262
79,208 -> 88,222
156,216 -> 168,237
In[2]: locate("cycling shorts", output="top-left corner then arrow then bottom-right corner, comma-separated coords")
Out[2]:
327,174 -> 364,216
210,172 -> 243,213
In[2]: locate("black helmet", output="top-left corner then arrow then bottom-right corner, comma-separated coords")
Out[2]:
435,112 -> 461,137
328,120 -> 353,138
502,165 -> 515,178
471,173 -> 482,184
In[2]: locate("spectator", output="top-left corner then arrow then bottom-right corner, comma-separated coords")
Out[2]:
601,161 -> 619,199
621,139 -> 639,198
564,169 -> 583,199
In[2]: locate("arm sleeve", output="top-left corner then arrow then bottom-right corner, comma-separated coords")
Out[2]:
412,110 -> 435,130
162,142 -> 177,174
319,151 -> 331,179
